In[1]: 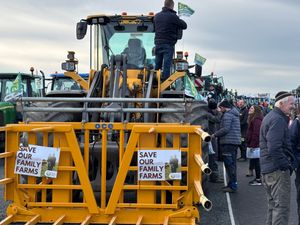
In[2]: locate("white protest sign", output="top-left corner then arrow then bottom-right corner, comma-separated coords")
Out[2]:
138,150 -> 181,181
14,144 -> 60,178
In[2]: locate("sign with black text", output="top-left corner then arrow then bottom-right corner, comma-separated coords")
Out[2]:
138,150 -> 181,181
14,145 -> 60,178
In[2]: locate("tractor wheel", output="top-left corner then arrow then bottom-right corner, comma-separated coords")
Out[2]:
160,101 -> 209,144
160,101 -> 208,128
160,101 -> 209,183
24,101 -> 81,123
22,101 -> 82,146
23,101 -> 83,202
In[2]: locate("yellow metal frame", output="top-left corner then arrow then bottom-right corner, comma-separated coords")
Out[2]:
64,71 -> 89,91
0,122 -> 208,225
159,71 -> 186,93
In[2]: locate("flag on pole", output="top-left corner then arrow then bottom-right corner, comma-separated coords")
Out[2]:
184,76 -> 205,100
4,73 -> 23,102
178,2 -> 195,17
11,73 -> 22,93
194,77 -> 204,88
194,53 -> 206,66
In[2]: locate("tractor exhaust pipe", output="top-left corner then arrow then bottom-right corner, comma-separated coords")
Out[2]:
39,70 -> 46,97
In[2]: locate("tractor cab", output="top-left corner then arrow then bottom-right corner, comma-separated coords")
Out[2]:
77,14 -> 156,71
0,73 -> 42,102
75,14 -> 194,95
46,73 -> 88,97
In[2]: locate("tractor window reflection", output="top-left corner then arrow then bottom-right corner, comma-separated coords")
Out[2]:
53,78 -> 83,91
109,33 -> 155,68
4,79 -> 27,96
30,78 -> 41,97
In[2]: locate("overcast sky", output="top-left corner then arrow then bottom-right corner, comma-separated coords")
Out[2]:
0,0 -> 299,97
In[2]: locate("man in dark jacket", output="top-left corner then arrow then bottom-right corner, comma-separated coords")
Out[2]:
237,99 -> 248,161
290,105 -> 300,225
154,0 -> 187,81
260,91 -> 296,225
212,99 -> 241,192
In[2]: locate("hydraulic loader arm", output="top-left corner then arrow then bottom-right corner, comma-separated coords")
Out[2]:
64,71 -> 89,91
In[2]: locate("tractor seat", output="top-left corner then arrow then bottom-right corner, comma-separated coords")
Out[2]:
122,38 -> 146,69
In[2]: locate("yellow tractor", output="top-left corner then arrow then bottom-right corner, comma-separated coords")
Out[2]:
0,13 -> 211,225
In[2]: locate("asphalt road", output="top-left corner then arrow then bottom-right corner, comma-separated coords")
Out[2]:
0,158 -> 298,225
201,158 -> 298,225
0,160 -> 10,220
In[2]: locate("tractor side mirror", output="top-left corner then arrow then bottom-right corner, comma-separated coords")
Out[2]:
76,20 -> 87,40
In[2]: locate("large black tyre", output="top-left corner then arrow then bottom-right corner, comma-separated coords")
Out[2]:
160,101 -> 209,148
24,101 -> 82,123
160,101 -> 209,131
22,101 -> 82,146
22,101 -> 84,202
160,101 -> 209,182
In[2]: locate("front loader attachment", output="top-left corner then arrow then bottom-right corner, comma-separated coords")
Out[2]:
0,122 -> 211,225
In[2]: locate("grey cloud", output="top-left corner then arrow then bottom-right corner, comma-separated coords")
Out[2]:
0,0 -> 299,96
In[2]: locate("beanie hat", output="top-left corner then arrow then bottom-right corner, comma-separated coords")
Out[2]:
275,91 -> 292,103
208,99 -> 217,110
218,99 -> 232,108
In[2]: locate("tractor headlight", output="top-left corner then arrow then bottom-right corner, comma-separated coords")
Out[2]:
61,61 -> 76,72
61,51 -> 78,72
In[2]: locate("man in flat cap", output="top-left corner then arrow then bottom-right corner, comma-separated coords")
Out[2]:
260,91 -> 296,225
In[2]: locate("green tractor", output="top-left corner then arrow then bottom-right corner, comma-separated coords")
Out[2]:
0,72 -> 43,151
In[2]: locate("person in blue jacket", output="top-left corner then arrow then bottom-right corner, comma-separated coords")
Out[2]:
290,102 -> 300,225
260,91 -> 296,225
211,99 -> 241,193
154,0 -> 187,81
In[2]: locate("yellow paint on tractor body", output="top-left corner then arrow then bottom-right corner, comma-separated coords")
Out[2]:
0,13 -> 211,225
0,122 -> 209,224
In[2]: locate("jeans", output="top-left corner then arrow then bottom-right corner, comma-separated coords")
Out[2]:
261,170 -> 291,225
239,140 -> 247,159
295,168 -> 300,225
209,153 -> 219,181
249,158 -> 261,179
155,44 -> 174,80
221,144 -> 238,190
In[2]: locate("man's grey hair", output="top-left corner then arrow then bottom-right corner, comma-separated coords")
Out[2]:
275,96 -> 291,107
164,0 -> 174,8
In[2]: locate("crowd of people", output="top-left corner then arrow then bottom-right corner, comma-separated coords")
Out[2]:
206,91 -> 300,225
152,1 -> 300,224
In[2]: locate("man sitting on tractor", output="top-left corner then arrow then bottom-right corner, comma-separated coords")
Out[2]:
122,38 -> 146,69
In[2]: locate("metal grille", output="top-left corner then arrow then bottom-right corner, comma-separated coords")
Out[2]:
0,122 -> 210,225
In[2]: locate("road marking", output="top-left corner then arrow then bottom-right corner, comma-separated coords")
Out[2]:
223,163 -> 236,225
